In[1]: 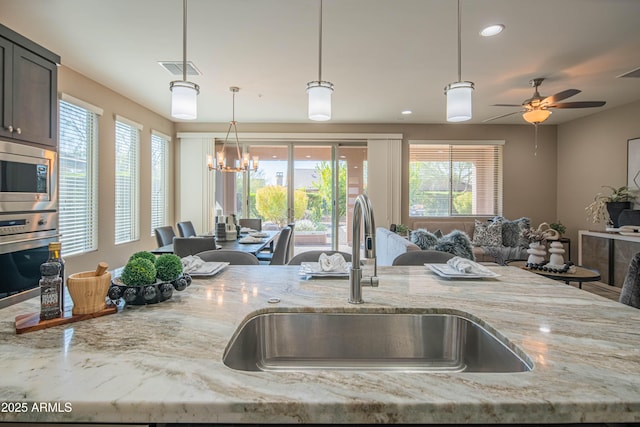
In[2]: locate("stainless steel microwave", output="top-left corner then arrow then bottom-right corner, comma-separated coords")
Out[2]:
0,139 -> 57,212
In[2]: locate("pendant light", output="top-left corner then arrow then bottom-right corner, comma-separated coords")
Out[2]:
170,0 -> 199,120
215,87 -> 258,173
306,0 -> 333,121
444,0 -> 474,122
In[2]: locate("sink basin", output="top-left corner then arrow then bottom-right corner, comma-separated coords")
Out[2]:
223,311 -> 532,372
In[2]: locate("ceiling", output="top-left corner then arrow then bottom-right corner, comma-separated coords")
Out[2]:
1,0 -> 640,125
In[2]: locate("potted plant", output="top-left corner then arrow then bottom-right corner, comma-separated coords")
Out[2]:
549,221 -> 566,237
585,186 -> 637,228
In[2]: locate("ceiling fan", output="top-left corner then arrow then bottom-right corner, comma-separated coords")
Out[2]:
483,78 -> 606,124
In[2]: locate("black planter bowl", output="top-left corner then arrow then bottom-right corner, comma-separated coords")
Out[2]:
108,273 -> 192,305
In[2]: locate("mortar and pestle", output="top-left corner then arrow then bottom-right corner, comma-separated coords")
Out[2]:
67,262 -> 112,315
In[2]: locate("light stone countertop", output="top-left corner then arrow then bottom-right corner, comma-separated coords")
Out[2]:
1,265 -> 640,424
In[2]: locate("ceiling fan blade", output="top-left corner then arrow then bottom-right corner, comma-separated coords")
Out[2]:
482,111 -> 523,122
548,101 -> 606,109
541,89 -> 581,106
491,103 -> 523,107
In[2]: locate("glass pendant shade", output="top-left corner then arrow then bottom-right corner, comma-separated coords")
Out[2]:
307,81 -> 333,121
170,81 -> 199,120
445,81 -> 474,122
523,109 -> 551,124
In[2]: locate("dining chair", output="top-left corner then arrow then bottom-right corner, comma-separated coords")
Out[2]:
392,250 -> 455,266
288,250 -> 352,265
239,218 -> 262,231
620,252 -> 640,309
177,221 -> 197,238
173,237 -> 217,258
196,250 -> 259,265
257,227 -> 292,265
154,226 -> 176,247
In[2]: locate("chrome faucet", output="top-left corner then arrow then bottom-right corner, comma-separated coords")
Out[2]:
349,194 -> 378,304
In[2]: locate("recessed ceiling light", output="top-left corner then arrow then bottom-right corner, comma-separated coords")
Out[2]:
401,110 -> 412,115
480,24 -> 505,37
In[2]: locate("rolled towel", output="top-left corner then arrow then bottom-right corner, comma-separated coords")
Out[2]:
447,256 -> 493,275
318,253 -> 348,272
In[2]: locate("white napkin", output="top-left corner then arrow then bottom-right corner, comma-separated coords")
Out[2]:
446,256 -> 493,275
181,255 -> 205,273
250,232 -> 268,238
239,236 -> 264,243
318,253 -> 348,272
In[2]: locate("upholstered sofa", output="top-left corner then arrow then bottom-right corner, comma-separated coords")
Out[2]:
377,217 -> 530,266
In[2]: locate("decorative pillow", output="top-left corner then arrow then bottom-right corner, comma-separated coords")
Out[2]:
410,229 -> 439,250
472,220 -> 502,246
433,229 -> 443,238
434,230 -> 475,260
494,216 -> 531,247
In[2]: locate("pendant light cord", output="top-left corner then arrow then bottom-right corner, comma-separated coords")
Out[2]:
182,0 -> 188,82
318,0 -> 324,82
457,0 -> 462,82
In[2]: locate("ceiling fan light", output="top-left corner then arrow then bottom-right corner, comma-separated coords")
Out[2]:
307,81 -> 334,121
170,80 -> 199,120
445,81 -> 474,122
523,109 -> 551,124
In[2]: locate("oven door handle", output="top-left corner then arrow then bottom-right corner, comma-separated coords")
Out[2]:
0,234 -> 62,255
0,234 -> 62,247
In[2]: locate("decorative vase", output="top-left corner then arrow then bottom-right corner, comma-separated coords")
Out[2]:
606,201 -> 632,228
526,241 -> 546,264
548,241 -> 565,267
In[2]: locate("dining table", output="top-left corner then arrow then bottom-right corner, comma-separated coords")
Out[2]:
151,229 -> 280,257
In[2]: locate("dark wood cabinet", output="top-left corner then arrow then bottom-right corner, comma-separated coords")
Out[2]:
0,24 -> 59,149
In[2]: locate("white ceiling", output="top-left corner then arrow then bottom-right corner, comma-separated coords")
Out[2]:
1,0 -> 640,125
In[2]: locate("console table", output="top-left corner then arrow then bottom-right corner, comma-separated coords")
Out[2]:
578,230 -> 640,287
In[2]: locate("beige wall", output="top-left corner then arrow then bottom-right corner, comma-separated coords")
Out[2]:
557,100 -> 640,251
58,66 -> 175,274
177,121 -> 558,230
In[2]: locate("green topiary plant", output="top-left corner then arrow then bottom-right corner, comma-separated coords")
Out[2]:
121,258 -> 157,286
155,254 -> 183,282
128,251 -> 156,264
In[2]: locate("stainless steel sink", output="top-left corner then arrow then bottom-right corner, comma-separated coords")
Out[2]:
223,311 -> 533,372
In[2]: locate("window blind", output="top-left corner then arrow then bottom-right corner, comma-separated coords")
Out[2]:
408,143 -> 503,216
151,132 -> 170,235
115,119 -> 140,244
58,100 -> 99,256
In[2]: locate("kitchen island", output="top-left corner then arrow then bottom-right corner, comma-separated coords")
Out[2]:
1,265 -> 639,425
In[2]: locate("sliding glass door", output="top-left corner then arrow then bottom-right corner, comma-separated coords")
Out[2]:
215,141 -> 367,255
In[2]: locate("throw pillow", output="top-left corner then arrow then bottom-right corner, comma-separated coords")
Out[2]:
410,229 -> 439,250
472,220 -> 502,246
434,230 -> 475,260
495,217 -> 531,247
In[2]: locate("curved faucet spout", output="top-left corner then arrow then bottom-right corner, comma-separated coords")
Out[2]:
349,194 -> 378,304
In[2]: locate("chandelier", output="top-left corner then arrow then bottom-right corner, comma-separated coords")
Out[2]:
214,87 -> 258,173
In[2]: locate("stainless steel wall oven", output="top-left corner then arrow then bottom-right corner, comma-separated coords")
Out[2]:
0,140 -> 58,308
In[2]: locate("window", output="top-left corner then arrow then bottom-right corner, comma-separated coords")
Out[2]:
58,97 -> 100,256
409,141 -> 503,217
114,117 -> 141,244
151,131 -> 170,234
